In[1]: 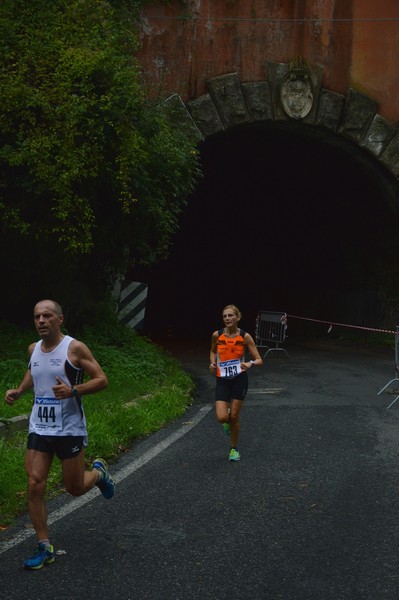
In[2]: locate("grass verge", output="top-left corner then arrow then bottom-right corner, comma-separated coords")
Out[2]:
0,317 -> 194,527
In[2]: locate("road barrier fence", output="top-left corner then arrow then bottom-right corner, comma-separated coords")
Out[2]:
255,311 -> 289,357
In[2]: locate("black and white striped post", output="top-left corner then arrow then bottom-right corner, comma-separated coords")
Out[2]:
113,280 -> 148,331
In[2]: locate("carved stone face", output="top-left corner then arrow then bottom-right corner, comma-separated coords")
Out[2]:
281,71 -> 313,119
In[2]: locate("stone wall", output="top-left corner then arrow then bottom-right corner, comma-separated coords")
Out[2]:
164,65 -> 399,179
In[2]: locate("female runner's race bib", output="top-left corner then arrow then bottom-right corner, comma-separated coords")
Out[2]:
32,397 -> 63,432
219,358 -> 242,378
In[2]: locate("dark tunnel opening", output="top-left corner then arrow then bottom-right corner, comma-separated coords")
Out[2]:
137,121 -> 399,342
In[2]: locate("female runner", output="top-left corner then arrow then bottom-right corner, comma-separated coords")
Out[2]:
209,304 -> 263,461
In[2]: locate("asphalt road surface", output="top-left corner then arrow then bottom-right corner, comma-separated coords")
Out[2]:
2,336 -> 399,600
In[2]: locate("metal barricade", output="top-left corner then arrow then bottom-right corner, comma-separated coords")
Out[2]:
377,325 -> 399,409
255,311 -> 289,358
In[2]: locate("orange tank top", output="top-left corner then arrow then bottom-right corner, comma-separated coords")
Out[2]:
216,329 -> 246,378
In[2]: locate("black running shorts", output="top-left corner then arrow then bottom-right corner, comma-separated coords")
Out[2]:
215,372 -> 248,402
27,432 -> 85,460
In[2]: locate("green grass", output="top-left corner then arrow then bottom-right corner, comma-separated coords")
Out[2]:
0,317 -> 195,527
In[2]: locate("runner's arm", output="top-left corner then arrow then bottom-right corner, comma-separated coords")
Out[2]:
67,340 -> 108,396
209,331 -> 218,373
5,369 -> 34,405
241,333 -> 263,370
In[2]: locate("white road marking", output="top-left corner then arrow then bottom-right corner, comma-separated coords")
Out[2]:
0,405 -> 212,554
247,388 -> 285,394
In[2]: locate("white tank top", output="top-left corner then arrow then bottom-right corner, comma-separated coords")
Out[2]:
29,335 -> 87,440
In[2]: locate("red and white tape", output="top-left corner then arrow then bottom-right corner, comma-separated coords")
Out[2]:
287,314 -> 396,336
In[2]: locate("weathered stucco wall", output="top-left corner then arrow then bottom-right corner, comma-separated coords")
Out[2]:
351,0 -> 399,120
137,0 -> 399,123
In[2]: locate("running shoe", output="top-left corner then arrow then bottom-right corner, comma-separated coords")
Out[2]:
222,422 -> 231,435
228,448 -> 241,462
23,543 -> 55,570
93,458 -> 115,499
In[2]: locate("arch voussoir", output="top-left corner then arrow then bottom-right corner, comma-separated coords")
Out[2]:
163,61 -> 399,180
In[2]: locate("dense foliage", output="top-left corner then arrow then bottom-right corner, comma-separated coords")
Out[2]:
0,0 -> 200,324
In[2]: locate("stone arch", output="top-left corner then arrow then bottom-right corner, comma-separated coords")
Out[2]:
164,62 -> 399,181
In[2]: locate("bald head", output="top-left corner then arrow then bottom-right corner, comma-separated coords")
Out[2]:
33,300 -> 64,340
34,299 -> 63,317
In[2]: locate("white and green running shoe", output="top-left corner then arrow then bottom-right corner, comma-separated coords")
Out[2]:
222,422 -> 231,435
229,448 -> 241,462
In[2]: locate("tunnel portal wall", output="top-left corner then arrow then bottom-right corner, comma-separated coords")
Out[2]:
164,64 -> 399,187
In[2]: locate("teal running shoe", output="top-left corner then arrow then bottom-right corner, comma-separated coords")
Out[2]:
23,543 -> 55,570
229,448 -> 241,462
222,422 -> 231,435
93,458 -> 115,499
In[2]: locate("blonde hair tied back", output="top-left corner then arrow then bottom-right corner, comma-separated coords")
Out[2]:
222,304 -> 242,320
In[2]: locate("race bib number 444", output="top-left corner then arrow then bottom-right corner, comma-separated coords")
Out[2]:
32,397 -> 63,431
219,359 -> 242,378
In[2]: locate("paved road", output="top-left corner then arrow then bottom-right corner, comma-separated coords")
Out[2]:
2,336 -> 399,600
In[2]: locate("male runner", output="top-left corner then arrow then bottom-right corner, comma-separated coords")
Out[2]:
5,299 -> 115,569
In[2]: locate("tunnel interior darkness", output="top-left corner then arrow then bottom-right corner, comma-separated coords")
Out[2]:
139,121 -> 399,341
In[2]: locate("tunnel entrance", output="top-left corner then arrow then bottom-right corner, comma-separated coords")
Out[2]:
139,121 -> 399,341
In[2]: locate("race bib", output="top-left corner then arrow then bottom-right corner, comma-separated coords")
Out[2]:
219,358 -> 242,378
32,397 -> 63,432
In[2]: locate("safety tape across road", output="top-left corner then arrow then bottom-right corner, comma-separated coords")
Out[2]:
287,314 -> 397,336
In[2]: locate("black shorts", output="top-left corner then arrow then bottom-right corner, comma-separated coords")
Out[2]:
27,432 -> 85,460
215,372 -> 248,402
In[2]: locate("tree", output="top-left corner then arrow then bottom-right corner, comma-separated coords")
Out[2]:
0,0 -> 200,323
